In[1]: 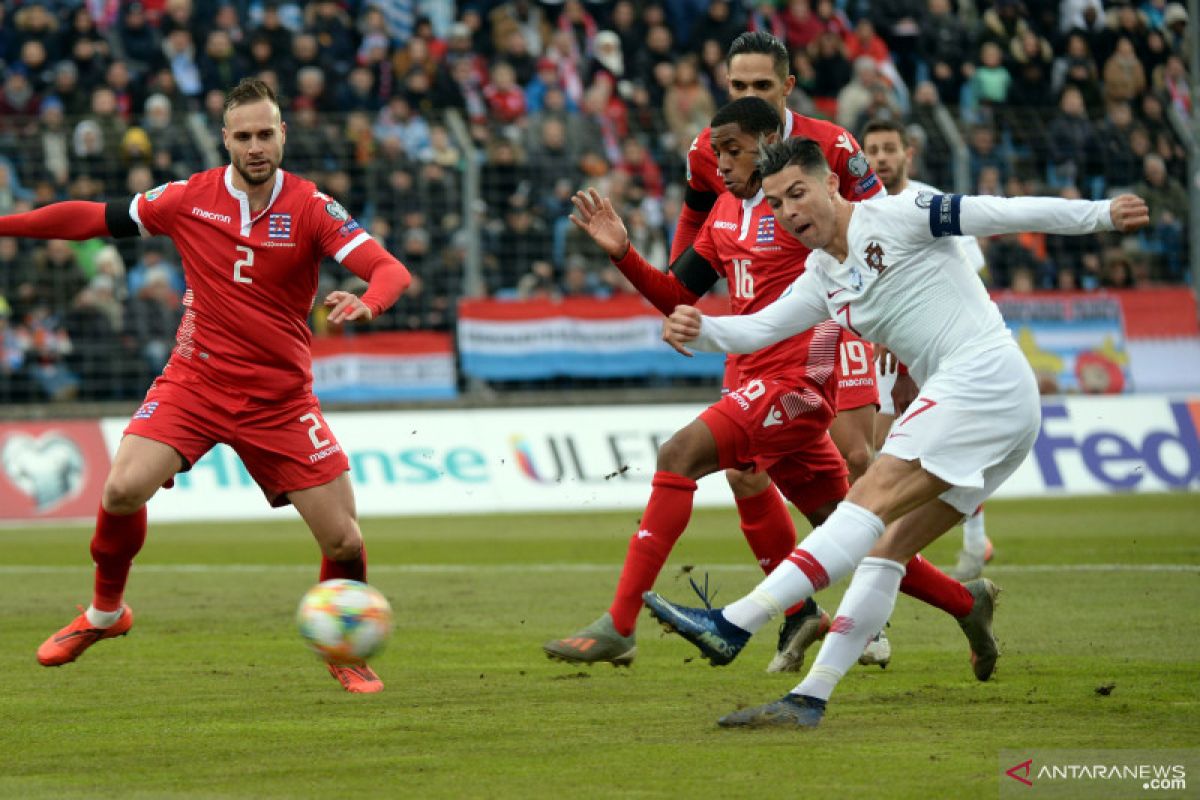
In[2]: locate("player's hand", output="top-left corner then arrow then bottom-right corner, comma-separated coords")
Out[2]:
891,372 -> 919,415
875,344 -> 897,375
324,291 -> 373,324
1109,194 -> 1151,233
569,189 -> 630,260
662,304 -> 702,357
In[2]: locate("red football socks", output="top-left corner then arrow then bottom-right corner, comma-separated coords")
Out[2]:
735,484 -> 797,574
607,471 -> 698,636
900,553 -> 974,618
90,505 -> 148,612
320,543 -> 368,583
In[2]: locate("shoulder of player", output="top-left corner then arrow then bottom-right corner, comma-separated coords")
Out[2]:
787,114 -> 848,146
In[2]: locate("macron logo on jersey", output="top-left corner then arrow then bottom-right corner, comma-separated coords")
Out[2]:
713,220 -> 738,231
268,213 -> 292,239
192,207 -> 231,224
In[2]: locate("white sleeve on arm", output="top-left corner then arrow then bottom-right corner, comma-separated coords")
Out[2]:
929,194 -> 1115,239
692,270 -> 829,354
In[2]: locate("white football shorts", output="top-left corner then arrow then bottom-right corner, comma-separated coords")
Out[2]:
879,343 -> 1040,515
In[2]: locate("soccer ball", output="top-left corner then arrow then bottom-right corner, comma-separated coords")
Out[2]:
296,579 -> 393,665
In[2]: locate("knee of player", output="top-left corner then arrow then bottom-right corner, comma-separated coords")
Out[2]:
724,467 -> 769,496
843,446 -> 873,482
322,527 -> 364,562
101,477 -> 151,515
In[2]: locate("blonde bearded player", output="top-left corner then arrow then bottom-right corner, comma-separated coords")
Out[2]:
862,118 -> 993,581
644,137 -> 1148,727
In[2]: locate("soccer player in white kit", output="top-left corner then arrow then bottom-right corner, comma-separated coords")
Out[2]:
861,118 -> 992,581
643,137 -> 1149,728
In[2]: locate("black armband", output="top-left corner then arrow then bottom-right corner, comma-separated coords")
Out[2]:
105,199 -> 140,239
670,246 -> 721,296
683,185 -> 718,213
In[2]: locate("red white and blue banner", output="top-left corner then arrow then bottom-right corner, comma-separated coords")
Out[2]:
457,296 -> 730,380
311,331 -> 456,402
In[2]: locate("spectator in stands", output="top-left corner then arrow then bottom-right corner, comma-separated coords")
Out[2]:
61,6 -> 111,71
1102,36 -> 1147,105
125,264 -> 182,376
20,302 -> 77,402
0,71 -> 41,135
967,123 -> 1010,191
118,2 -> 162,75
127,241 -> 185,300
515,260 -> 559,300
869,0 -> 923,89
1095,101 -> 1140,190
490,195 -> 552,295
1134,153 -> 1188,280
199,29 -> 246,96
985,232 -> 1047,289
1102,3 -> 1151,65
0,5 -> 18,68
980,0 -> 1029,50
1153,54 -> 1192,115
18,39 -> 54,95
967,41 -> 1013,124
632,25 -> 675,98
307,0 -> 355,67
690,2 -> 744,53
1163,4 -> 1190,64
837,56 -> 886,132
1053,31 -> 1104,118
374,95 -> 433,163
1101,251 -> 1137,289
919,0 -> 972,108
484,61 -> 528,128
663,56 -> 717,150
161,28 -> 203,99
481,138 -> 531,215
809,32 -> 852,115
25,98 -> 71,191
1046,86 -> 1100,193
70,120 -> 109,188
13,4 -> 61,64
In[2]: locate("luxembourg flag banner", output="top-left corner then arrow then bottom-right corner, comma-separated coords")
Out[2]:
457,296 -> 730,380
311,331 -> 457,402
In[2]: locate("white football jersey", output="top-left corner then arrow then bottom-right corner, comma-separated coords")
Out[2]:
694,193 -> 1115,385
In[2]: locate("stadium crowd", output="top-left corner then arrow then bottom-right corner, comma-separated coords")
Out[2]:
0,0 -> 1192,402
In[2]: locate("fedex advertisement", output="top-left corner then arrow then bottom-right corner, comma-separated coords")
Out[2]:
0,396 -> 1195,524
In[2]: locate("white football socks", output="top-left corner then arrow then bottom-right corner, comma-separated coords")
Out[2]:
795,557 -> 905,701
722,501 -> 886,634
963,507 -> 988,557
85,605 -> 124,628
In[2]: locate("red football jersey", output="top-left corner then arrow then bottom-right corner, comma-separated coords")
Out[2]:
693,190 -> 841,404
131,167 -> 373,398
686,109 -> 883,202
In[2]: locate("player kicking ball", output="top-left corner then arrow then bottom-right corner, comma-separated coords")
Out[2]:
546,98 -> 1004,680
644,137 -> 1149,728
0,79 -> 411,693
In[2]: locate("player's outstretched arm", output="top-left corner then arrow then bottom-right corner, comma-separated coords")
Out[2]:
663,271 -> 829,356
0,200 -> 138,241
571,188 -> 707,315
929,193 -> 1151,240
333,237 -> 412,324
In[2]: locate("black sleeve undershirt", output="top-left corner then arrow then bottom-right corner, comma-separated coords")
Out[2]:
670,246 -> 722,297
683,185 -> 718,213
105,199 -> 140,239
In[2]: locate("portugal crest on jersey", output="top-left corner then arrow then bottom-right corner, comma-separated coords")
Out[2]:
864,241 -> 887,274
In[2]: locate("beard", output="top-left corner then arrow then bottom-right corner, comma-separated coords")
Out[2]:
234,153 -> 279,186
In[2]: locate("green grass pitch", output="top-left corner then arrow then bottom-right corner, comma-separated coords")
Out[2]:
0,493 -> 1197,799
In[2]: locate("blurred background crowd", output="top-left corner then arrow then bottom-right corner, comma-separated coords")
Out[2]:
0,0 -> 1193,402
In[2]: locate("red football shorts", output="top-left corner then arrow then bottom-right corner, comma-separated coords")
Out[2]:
835,334 -> 879,411
701,376 -> 848,515
124,366 -> 349,507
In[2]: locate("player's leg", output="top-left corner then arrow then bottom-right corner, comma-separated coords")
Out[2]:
828,403 -> 875,484
953,504 -> 993,580
644,453 -> 951,665
38,378 -> 206,666
727,467 -> 798,574
543,415 -> 722,666
239,398 -> 382,693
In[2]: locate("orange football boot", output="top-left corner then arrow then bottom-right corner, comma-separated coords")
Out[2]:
327,663 -> 384,693
37,606 -> 134,666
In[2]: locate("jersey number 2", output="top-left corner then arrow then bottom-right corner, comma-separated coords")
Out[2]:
234,245 -> 254,285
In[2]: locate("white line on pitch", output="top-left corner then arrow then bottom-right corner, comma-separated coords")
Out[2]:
0,563 -> 1195,575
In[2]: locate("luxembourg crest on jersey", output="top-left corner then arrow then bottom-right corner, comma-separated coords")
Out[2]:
268,213 -> 292,239
756,215 -> 776,244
